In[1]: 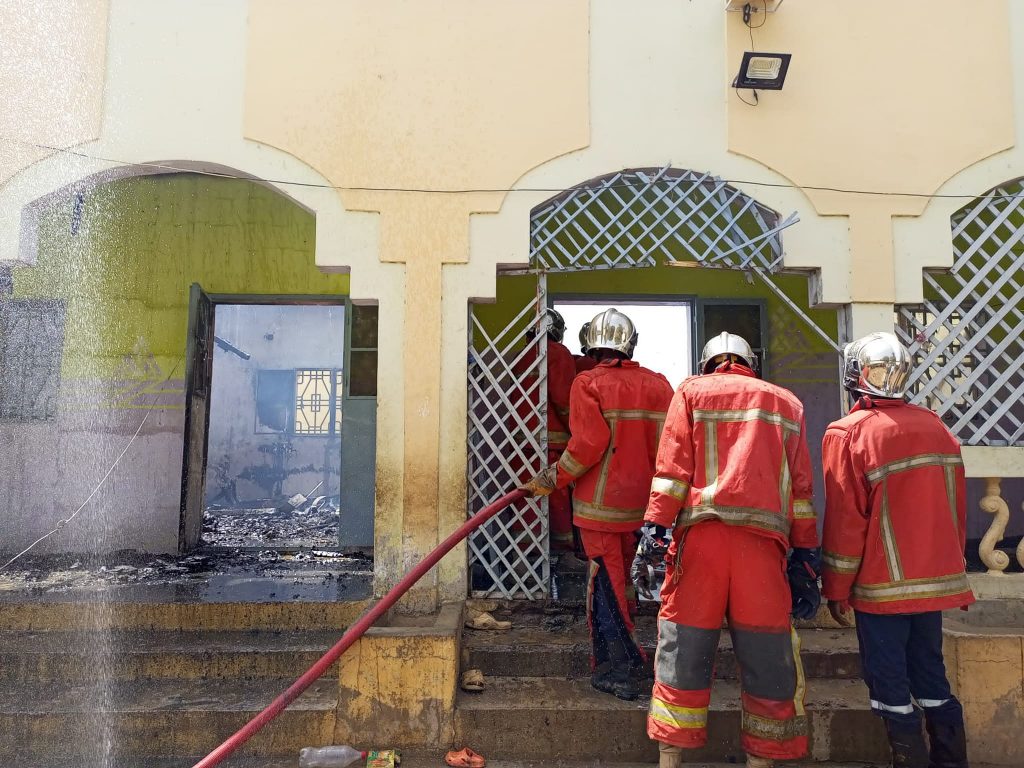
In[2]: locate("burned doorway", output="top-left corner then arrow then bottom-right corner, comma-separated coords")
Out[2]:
180,292 -> 378,553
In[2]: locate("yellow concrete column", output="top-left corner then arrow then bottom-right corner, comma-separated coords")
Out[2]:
243,0 -> 590,606
375,199 -> 476,609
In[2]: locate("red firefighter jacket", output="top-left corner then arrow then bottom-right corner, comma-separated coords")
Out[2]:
546,340 -> 576,448
821,397 -> 974,614
513,339 -> 577,449
555,359 -> 674,533
645,363 -> 818,549
574,354 -> 598,375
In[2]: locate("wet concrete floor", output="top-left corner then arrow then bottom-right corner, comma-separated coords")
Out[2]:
0,548 -> 372,603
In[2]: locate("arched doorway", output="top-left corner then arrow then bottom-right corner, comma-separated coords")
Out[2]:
467,167 -> 840,598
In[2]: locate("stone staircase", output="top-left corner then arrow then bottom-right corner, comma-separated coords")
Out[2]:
0,594 -> 892,767
0,597 -> 369,765
457,607 -> 891,764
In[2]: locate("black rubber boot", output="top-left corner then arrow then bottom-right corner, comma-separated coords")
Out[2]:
591,639 -> 640,700
591,662 -> 640,700
886,719 -> 929,768
925,716 -> 969,768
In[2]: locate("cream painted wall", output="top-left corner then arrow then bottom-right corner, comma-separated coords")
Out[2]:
0,0 -> 376,269
728,0 -> 1014,307
0,1 -> 108,189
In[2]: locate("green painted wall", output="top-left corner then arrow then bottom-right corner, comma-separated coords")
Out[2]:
13,174 -> 349,379
474,261 -> 838,360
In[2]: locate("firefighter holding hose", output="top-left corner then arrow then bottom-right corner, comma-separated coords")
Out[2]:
637,332 -> 821,768
521,308 -> 673,701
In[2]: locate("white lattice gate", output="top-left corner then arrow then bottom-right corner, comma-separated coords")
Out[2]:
896,178 -> 1024,446
467,167 -> 824,599
467,274 -> 550,597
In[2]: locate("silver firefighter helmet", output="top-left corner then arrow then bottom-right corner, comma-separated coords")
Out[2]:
584,308 -> 638,358
579,321 -> 591,354
543,308 -> 566,343
843,331 -> 912,398
699,331 -> 756,373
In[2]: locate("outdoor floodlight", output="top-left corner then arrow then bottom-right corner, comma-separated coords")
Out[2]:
733,51 -> 792,91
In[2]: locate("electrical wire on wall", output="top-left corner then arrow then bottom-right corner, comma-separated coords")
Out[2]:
0,134 -> 1022,202
734,2 -> 767,107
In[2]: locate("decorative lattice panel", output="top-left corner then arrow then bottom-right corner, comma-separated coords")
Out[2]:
530,166 -> 796,273
467,278 -> 549,598
896,179 -> 1024,446
0,298 -> 65,421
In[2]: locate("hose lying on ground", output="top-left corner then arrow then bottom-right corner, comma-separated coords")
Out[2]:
192,488 -> 528,768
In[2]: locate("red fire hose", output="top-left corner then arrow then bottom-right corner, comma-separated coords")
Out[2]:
192,488 -> 527,768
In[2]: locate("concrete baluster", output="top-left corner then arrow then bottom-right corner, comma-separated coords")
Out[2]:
979,477 -> 1011,575
1018,501 -> 1024,570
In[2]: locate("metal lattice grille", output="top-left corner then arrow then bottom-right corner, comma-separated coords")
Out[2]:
896,179 -> 1024,446
467,279 -> 549,598
0,298 -> 65,421
530,166 -> 795,273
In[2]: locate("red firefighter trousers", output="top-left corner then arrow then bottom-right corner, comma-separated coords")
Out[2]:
648,521 -> 808,760
579,528 -> 643,668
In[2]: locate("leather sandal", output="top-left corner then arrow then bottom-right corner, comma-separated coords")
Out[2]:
461,668 -> 485,692
464,610 -> 511,631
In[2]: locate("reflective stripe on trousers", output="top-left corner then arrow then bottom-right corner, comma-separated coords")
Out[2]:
648,522 -> 808,760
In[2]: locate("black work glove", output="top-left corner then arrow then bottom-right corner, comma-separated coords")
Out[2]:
787,547 -> 822,620
631,523 -> 669,600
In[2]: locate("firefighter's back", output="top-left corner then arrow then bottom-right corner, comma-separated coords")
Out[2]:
573,360 -> 673,522
681,368 -> 806,515
827,400 -> 967,607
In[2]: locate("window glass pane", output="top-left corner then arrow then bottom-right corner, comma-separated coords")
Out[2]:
351,304 -> 379,349
349,351 -> 378,396
255,369 -> 293,433
554,301 -> 693,389
703,304 -> 762,349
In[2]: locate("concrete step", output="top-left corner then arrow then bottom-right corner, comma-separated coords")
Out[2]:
0,678 -> 341,759
0,599 -> 369,631
20,761 -> 900,768
455,676 -> 888,764
463,615 -> 862,681
0,629 -> 345,683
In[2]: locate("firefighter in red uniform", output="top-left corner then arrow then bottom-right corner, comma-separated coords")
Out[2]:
574,322 -> 598,374
822,332 -> 974,768
541,309 -> 578,552
512,309 -> 577,551
637,332 -> 821,768
522,308 -> 673,700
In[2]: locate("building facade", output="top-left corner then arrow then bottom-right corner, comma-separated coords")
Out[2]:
1,0 -> 1023,613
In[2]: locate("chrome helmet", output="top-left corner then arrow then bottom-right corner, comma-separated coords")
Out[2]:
699,332 -> 756,373
584,308 -> 637,358
543,308 -> 566,343
579,321 -> 591,355
843,331 -> 912,398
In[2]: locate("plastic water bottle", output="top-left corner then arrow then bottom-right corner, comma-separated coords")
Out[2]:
299,745 -> 367,767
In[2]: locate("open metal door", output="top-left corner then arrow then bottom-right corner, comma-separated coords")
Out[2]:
179,283 -> 214,552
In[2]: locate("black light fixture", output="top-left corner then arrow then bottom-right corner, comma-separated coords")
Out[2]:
733,51 -> 792,91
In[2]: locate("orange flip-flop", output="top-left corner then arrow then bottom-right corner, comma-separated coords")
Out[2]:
444,747 -> 486,767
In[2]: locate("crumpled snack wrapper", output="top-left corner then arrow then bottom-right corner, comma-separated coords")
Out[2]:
366,749 -> 401,767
